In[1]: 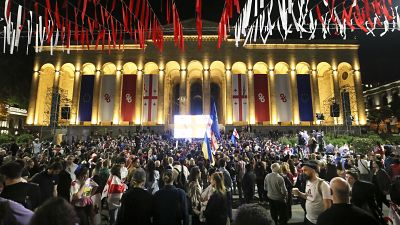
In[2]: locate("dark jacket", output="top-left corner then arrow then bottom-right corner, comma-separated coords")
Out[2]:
153,185 -> 189,225
317,204 -> 379,225
351,180 -> 378,210
204,191 -> 228,225
0,182 -> 41,210
116,187 -> 154,225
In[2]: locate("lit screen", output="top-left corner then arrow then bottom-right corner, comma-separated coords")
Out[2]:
174,115 -> 211,139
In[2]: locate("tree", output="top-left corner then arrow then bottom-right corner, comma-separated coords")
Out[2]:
391,94 -> 400,119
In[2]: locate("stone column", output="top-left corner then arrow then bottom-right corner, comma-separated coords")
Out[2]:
203,69 -> 211,115
269,69 -> 277,124
70,70 -> 81,125
225,69 -> 233,124
248,69 -> 255,124
91,70 -> 101,125
135,70 -> 143,124
27,71 -> 40,125
113,70 -> 122,125
311,69 -> 320,124
290,69 -> 300,124
179,69 -> 187,115
158,69 -> 165,124
354,70 -> 366,125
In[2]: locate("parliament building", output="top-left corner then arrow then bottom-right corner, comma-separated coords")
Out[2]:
26,35 -> 367,133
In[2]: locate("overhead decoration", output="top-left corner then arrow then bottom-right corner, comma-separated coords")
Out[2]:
2,0 -> 400,54
1,0 -> 164,54
235,0 -> 400,46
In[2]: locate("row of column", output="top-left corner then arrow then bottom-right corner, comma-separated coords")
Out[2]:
26,65 -> 367,126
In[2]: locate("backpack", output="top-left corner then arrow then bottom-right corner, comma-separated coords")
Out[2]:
174,165 -> 187,190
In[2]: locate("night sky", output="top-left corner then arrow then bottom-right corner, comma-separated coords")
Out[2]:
0,0 -> 399,108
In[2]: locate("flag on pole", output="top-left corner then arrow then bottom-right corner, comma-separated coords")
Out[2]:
202,132 -> 213,163
210,132 -> 219,151
231,133 -> 237,147
233,128 -> 240,139
210,100 -> 221,139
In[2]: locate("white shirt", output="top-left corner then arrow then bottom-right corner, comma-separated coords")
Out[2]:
66,163 -> 78,181
357,159 -> 370,175
33,142 -> 41,154
305,179 -> 331,224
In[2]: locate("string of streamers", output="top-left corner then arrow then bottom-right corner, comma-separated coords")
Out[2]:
234,0 -> 400,46
1,0 -> 164,55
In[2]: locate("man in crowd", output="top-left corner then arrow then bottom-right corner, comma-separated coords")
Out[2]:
30,162 -> 63,205
293,161 -> 332,225
0,161 -> 41,210
264,163 -> 288,225
218,158 -> 233,222
317,177 -> 379,225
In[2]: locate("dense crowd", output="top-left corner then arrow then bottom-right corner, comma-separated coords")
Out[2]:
0,128 -> 399,225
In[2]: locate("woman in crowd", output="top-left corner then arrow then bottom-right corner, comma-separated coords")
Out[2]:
70,167 -> 98,225
204,172 -> 228,225
153,169 -> 189,225
145,160 -> 160,194
187,166 -> 203,225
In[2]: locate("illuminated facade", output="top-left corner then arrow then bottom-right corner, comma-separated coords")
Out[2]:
27,37 -> 366,129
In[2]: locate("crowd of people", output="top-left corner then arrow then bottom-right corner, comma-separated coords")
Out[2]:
0,127 -> 399,225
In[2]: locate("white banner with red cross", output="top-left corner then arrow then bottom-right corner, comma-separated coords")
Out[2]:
142,74 -> 158,123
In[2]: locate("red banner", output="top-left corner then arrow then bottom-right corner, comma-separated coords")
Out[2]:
254,74 -> 270,122
121,75 -> 137,122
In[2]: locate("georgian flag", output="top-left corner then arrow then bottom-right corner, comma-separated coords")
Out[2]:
232,74 -> 248,122
233,128 -> 240,139
142,74 -> 158,122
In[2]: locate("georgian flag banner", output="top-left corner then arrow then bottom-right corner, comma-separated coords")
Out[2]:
99,75 -> 116,123
142,74 -> 158,123
121,75 -> 137,122
232,74 -> 248,122
275,74 -> 292,122
254,74 -> 270,122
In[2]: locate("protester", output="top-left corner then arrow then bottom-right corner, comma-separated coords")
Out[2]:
30,162 -> 63,204
204,172 -> 228,225
153,169 -> 189,225
29,197 -> 79,225
242,163 -> 256,204
264,163 -> 288,225
316,177 -> 379,225
234,204 -> 272,225
0,197 -> 33,225
0,162 -> 41,210
116,168 -> 153,225
293,160 -> 332,225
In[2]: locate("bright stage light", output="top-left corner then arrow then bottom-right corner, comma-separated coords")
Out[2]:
174,115 -> 211,139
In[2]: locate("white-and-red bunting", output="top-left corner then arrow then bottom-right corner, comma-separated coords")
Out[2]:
142,74 -> 158,123
232,74 -> 248,122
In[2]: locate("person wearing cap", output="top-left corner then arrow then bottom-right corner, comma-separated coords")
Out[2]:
292,160 -> 332,225
115,168 -> 153,225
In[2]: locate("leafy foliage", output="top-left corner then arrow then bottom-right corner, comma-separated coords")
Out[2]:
16,134 -> 34,145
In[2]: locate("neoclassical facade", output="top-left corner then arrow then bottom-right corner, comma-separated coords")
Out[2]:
26,36 -> 366,129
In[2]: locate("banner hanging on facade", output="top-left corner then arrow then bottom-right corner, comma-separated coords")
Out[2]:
297,74 -> 313,121
121,75 -> 137,122
275,74 -> 292,122
78,75 -> 95,122
99,75 -> 116,122
142,74 -> 158,122
232,74 -> 248,122
254,74 -> 270,122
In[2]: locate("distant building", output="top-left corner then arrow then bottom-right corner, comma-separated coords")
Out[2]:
363,80 -> 400,112
363,80 -> 400,133
0,103 -> 27,135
